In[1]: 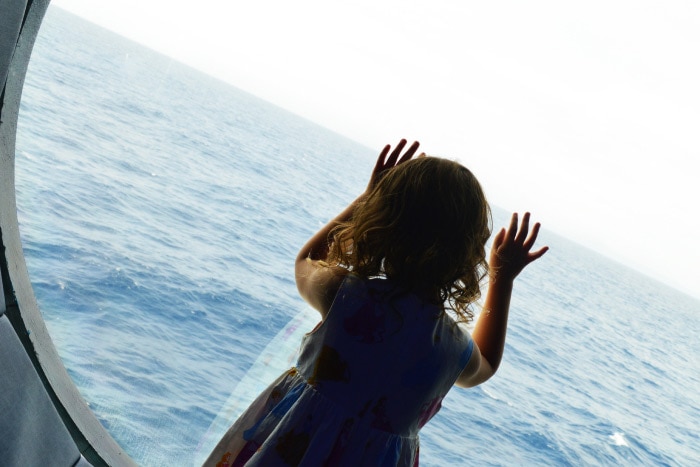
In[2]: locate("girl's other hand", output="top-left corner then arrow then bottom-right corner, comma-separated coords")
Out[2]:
490,212 -> 548,283
366,139 -> 421,193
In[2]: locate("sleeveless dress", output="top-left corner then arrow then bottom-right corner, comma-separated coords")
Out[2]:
205,274 -> 474,467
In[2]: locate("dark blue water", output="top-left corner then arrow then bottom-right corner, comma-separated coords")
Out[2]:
14,6 -> 699,466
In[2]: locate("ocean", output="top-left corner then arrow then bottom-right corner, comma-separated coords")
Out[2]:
13,7 -> 699,466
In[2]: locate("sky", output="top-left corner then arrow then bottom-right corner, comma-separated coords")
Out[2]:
51,0 -> 699,299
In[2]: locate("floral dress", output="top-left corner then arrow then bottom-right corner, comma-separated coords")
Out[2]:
204,274 -> 474,467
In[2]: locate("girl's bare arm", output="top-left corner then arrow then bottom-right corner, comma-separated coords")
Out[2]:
294,139 -> 420,316
456,212 -> 548,387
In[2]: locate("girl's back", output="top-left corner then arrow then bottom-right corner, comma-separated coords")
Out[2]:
296,274 -> 474,436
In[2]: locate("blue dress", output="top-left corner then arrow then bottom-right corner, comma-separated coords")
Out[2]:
205,274 -> 474,467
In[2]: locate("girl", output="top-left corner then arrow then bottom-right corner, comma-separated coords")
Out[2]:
205,139 -> 548,466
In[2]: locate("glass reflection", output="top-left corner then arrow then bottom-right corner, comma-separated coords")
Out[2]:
16,6 -> 368,464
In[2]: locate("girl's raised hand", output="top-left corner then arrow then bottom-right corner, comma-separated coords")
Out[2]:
366,139 -> 421,193
490,212 -> 548,283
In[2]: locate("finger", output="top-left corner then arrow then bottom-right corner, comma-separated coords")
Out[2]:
374,144 -> 390,173
397,140 -> 420,164
491,227 -> 506,250
527,245 -> 549,262
523,221 -> 541,250
417,152 -> 427,158
504,212 -> 518,244
515,212 -> 530,244
386,139 -> 407,166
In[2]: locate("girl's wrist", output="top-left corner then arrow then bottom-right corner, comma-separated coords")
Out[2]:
488,272 -> 514,289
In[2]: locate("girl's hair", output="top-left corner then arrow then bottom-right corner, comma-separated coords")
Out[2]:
326,156 -> 492,322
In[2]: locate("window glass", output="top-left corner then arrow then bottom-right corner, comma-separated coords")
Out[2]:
16,6 -> 367,464
15,4 -> 700,467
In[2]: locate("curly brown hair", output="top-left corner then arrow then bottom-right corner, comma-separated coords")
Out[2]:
326,156 -> 492,322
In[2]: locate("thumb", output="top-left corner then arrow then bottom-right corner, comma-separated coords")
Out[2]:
492,228 -> 506,250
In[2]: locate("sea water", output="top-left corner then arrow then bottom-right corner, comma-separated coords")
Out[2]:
13,7 -> 699,466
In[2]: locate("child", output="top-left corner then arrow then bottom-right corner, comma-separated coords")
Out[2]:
205,139 -> 548,466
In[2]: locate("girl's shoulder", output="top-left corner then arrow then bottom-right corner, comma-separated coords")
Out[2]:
296,264 -> 350,318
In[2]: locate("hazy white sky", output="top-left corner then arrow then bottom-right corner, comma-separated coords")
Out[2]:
51,0 -> 699,299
